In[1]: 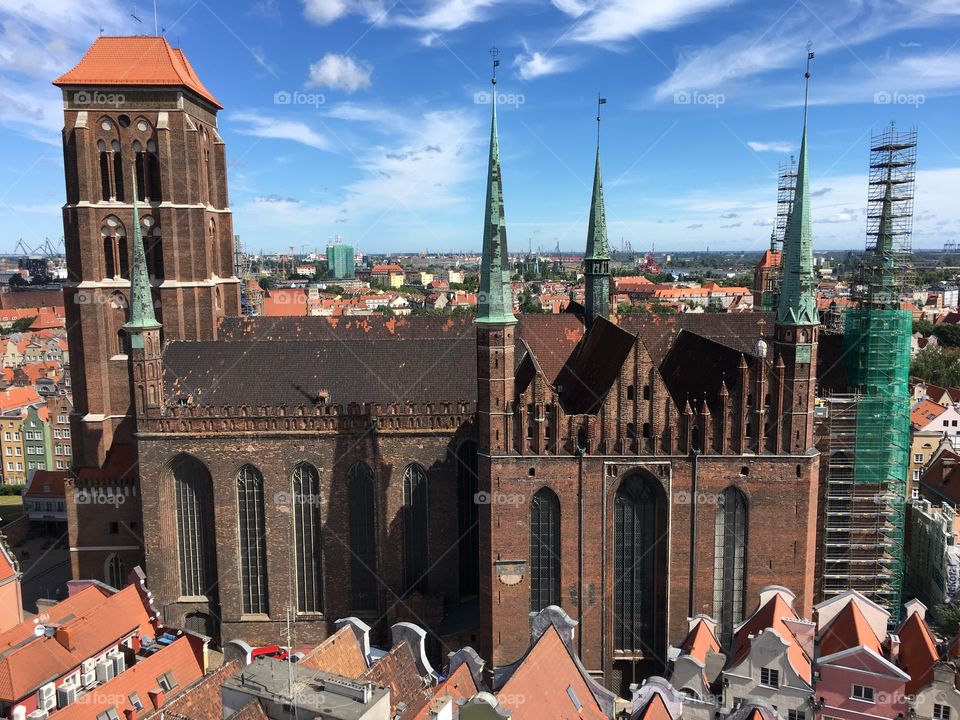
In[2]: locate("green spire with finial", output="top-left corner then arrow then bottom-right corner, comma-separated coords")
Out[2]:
867,154 -> 897,308
477,47 -> 516,326
776,46 -> 818,327
124,169 -> 161,338
584,94 -> 610,328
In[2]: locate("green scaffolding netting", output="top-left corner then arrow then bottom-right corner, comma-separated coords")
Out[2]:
841,308 -> 912,619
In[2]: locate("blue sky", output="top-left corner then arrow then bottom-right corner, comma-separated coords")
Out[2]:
2,0 -> 960,255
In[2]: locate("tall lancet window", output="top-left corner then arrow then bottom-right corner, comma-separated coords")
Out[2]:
530,487 -> 561,612
348,462 -> 378,611
237,464 -> 269,615
713,486 -> 748,644
173,455 -> 216,598
293,462 -> 323,613
402,463 -> 429,594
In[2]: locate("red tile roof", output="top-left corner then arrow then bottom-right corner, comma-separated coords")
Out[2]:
298,626 -> 367,678
636,693 -> 672,720
912,399 -> 948,428
52,635 -> 205,720
54,36 -> 221,108
0,385 -> 40,412
0,538 -> 18,585
498,626 -> 606,720
731,593 -> 811,684
819,599 -> 882,657
412,663 -> 477,720
0,584 -> 154,702
755,249 -> 782,269
28,313 -> 64,331
680,619 -> 720,665
371,264 -> 404,274
161,659 -> 242,720
897,611 -> 939,695
24,470 -> 67,499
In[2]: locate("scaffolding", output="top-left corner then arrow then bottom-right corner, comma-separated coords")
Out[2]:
821,124 -> 916,621
759,158 -> 797,312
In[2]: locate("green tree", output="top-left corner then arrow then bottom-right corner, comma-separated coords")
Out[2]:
929,603 -> 960,639
911,347 -> 960,387
914,319 -> 935,337
934,324 -> 960,348
7,317 -> 35,334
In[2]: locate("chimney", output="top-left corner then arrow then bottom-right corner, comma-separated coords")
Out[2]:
148,690 -> 165,710
55,625 -> 75,652
889,634 -> 901,665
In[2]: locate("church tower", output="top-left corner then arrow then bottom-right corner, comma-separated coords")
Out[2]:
54,36 -> 241,469
54,36 -> 241,580
476,51 -> 517,667
774,51 -> 820,454
584,97 -> 610,328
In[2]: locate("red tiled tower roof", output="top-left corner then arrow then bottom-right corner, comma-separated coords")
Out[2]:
819,599 -> 882,657
897,612 -> 939,695
54,36 -> 221,109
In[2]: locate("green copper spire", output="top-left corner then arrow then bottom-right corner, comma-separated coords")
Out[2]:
476,52 -> 516,326
584,94 -> 610,328
776,51 -> 818,327
124,170 -> 161,336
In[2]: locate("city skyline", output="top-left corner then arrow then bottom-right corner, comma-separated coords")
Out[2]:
3,0 -> 960,254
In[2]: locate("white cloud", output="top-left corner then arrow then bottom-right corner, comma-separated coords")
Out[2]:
231,112 -> 331,150
568,0 -> 733,45
551,0 -> 593,17
747,141 -> 796,153
302,0 -> 350,23
514,51 -> 573,80
307,53 -> 372,93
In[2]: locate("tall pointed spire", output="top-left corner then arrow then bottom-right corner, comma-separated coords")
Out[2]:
477,47 -> 515,326
124,169 -> 161,336
584,94 -> 610,328
867,154 -> 897,308
776,46 -> 818,327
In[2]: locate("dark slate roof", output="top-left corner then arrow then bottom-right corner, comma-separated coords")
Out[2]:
557,317 -> 635,414
218,315 -> 476,342
162,336 -> 476,407
659,330 -> 753,411
516,314 -> 584,384
619,312 -> 772,365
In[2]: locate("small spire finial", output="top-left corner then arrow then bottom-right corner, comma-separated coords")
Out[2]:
596,93 -> 607,149
803,42 -> 814,124
489,46 -> 500,85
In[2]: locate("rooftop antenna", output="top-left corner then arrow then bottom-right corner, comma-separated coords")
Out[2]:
130,3 -> 142,26
596,93 -> 607,148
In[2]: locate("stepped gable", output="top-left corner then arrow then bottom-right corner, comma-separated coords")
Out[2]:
162,336 -> 476,408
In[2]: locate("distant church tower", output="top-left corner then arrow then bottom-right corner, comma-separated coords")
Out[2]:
774,51 -> 820,454
584,97 -> 610,328
53,36 -> 241,579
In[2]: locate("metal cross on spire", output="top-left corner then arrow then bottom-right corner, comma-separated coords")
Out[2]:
489,46 -> 500,85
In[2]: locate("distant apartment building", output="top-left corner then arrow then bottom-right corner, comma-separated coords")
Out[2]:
23,404 -> 50,474
370,263 -> 404,288
327,242 -> 355,279
907,498 -> 960,606
47,393 -> 73,470
0,414 -> 25,484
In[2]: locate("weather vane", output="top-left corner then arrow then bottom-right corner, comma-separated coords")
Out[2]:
596,93 -> 607,147
489,46 -> 501,85
803,41 -> 814,120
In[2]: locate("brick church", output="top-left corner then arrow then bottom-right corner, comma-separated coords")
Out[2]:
54,36 -> 824,695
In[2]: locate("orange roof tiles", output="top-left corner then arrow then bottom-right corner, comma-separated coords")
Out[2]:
413,663 -> 477,720
0,538 -> 18,585
371,264 -> 404,273
731,593 -> 811,684
52,635 -> 205,720
498,626 -> 606,720
24,470 -> 67,499
636,693 -> 672,720
0,385 -> 40,412
298,626 -> 367,678
819,599 -> 882,657
680,619 -> 721,665
755,249 -> 782,269
897,612 -> 939,695
912,399 -> 948,428
0,585 -> 154,702
28,313 -> 63,331
54,36 -> 221,108
161,658 -> 242,720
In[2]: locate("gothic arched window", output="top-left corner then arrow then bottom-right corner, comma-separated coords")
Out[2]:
237,464 -> 269,615
348,462 -> 377,611
101,215 -> 127,280
403,463 -> 429,594
614,473 -> 666,656
105,553 -> 125,589
530,487 -> 561,612
456,441 -> 479,595
293,462 -> 323,613
173,455 -> 216,597
713,486 -> 748,644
